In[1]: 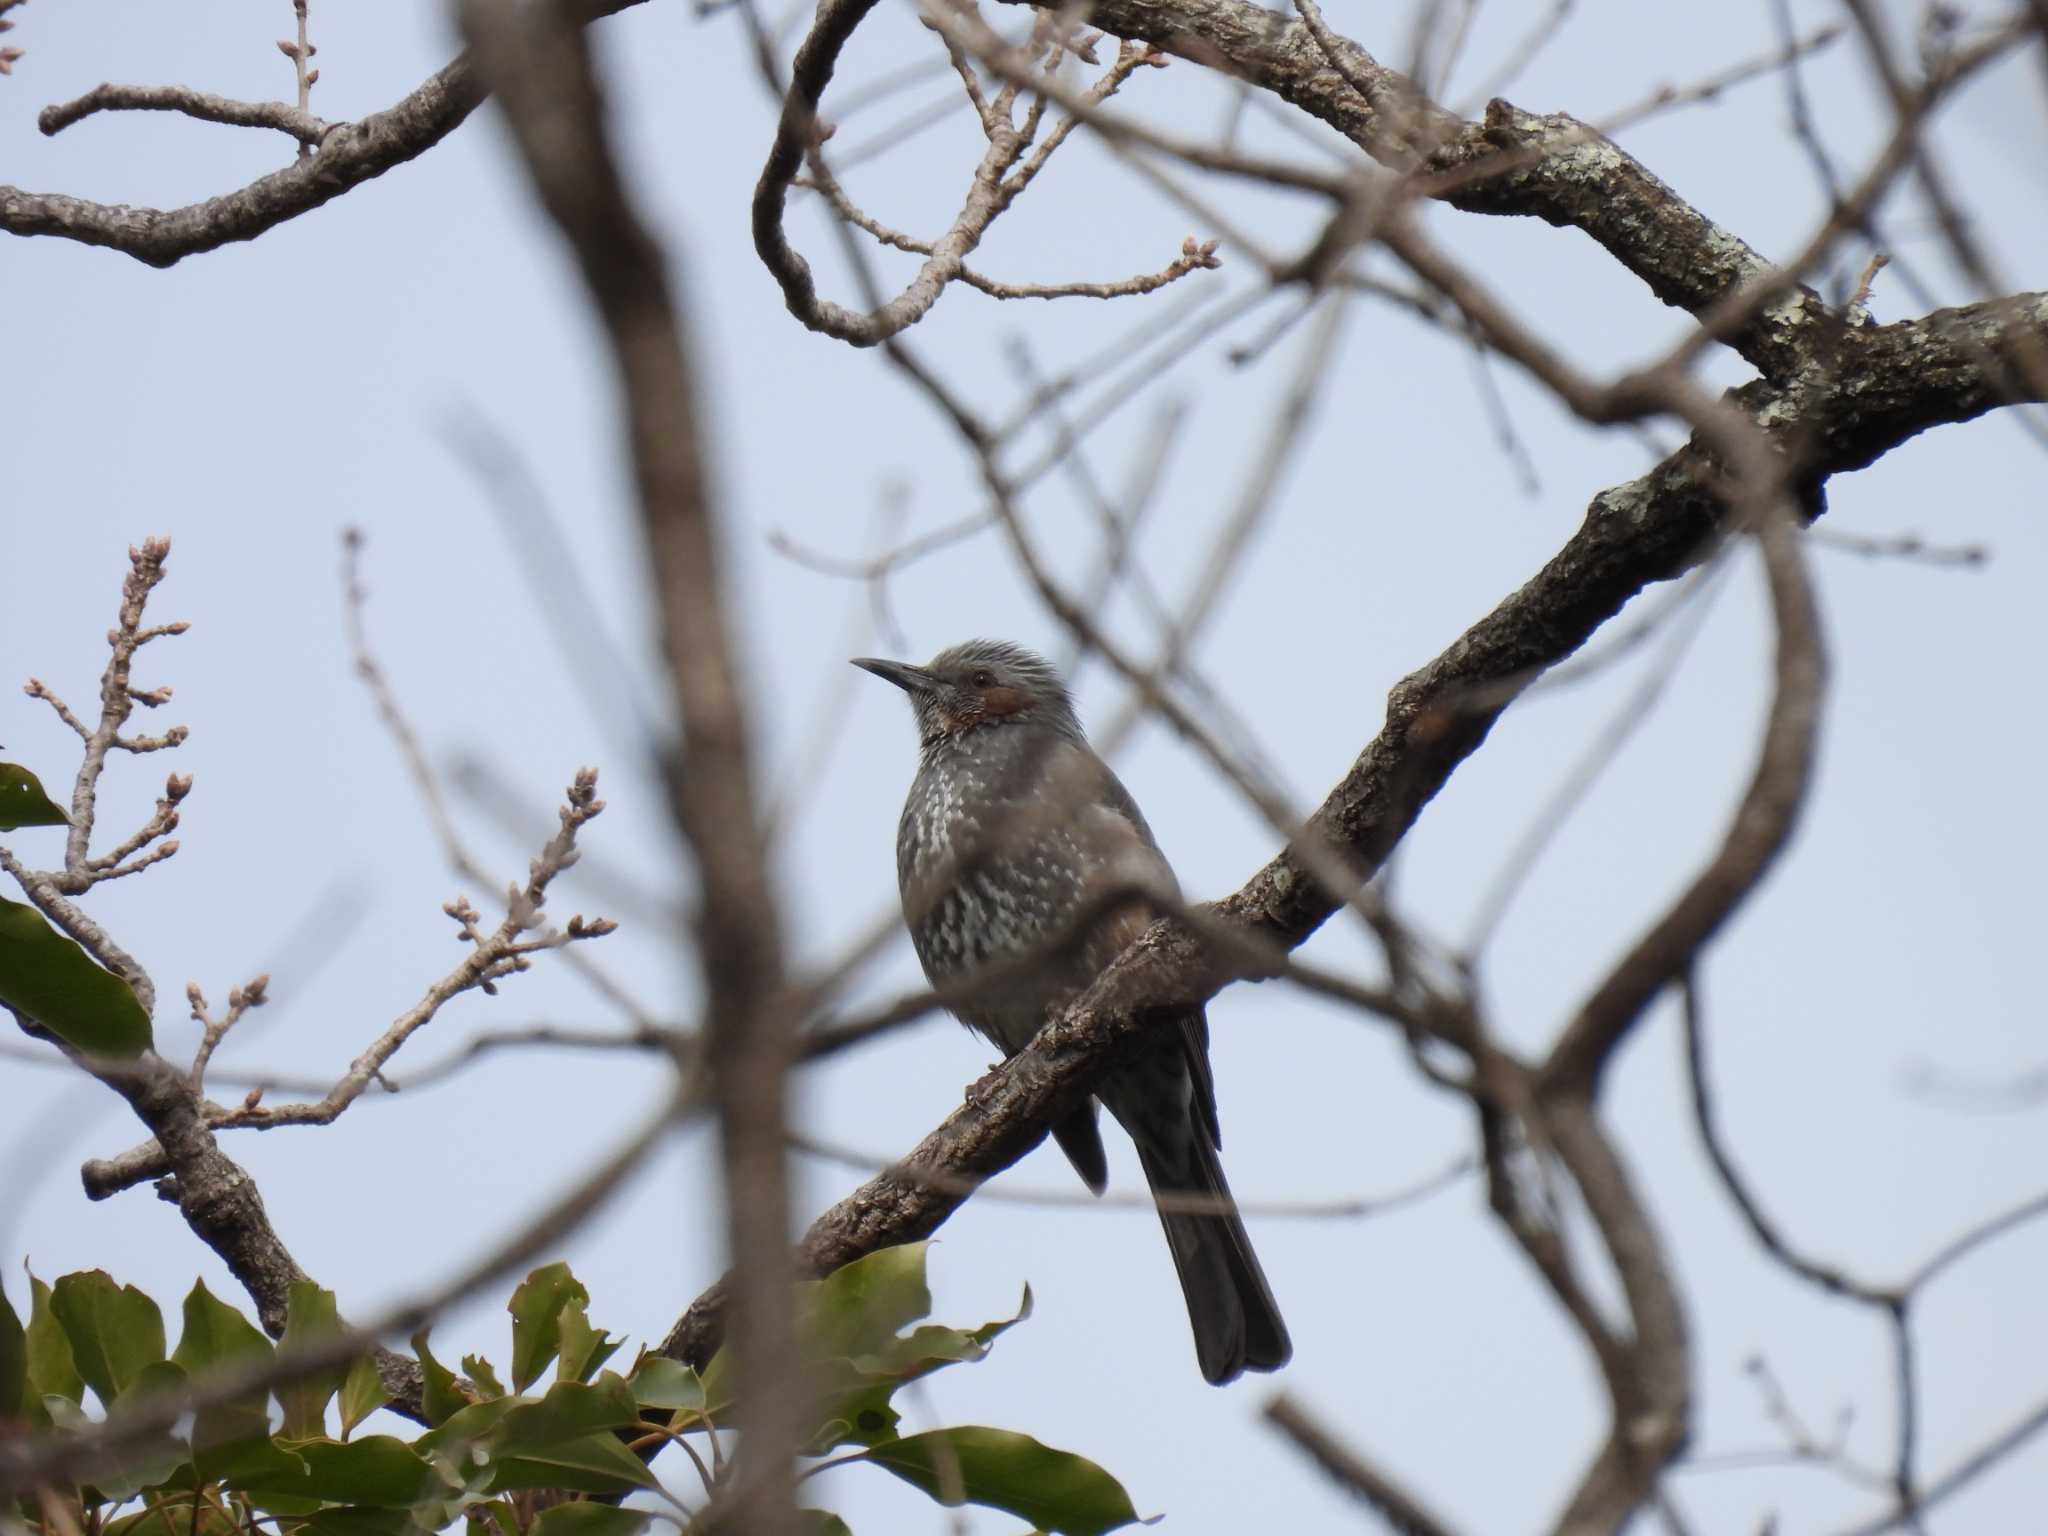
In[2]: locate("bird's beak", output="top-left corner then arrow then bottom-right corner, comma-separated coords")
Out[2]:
850,657 -> 936,694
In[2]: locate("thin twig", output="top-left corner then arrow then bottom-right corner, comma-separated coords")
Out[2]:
37,84 -> 331,147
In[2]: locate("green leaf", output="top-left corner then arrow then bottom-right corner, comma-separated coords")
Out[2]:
411,1329 -> 473,1427
527,1504 -> 655,1536
697,1338 -> 737,1420
802,1243 -> 934,1362
171,1278 -> 271,1376
794,1515 -> 855,1536
507,1262 -> 587,1394
94,1359 -> 194,1501
339,1349 -> 391,1438
482,1374 -> 657,1496
491,1373 -> 642,1449
805,1284 -> 1032,1453
857,1427 -> 1146,1536
241,1436 -> 441,1507
95,1453 -> 197,1507
172,1277 -> 274,1447
804,1372 -> 900,1454
41,1391 -> 92,1431
0,762 -> 69,830
554,1298 -> 621,1386
51,1270 -> 166,1407
625,1356 -> 706,1414
0,898 -> 152,1056
27,1272 -> 85,1406
196,1428 -> 306,1490
114,1356 -> 189,1412
462,1354 -> 506,1400
276,1279 -> 350,1439
0,1278 -> 25,1420
778,1241 -> 961,1450
859,1285 -> 1031,1389
411,1393 -> 518,1460
483,1432 -> 660,1497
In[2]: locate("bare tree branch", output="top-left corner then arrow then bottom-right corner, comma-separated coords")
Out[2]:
0,0 -> 646,265
38,83 -> 332,146
1266,1393 -> 1465,1536
1543,505 -> 1825,1094
995,0 -> 1828,377
458,3 -> 799,1527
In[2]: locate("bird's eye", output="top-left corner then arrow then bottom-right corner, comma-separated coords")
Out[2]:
970,669 -> 994,687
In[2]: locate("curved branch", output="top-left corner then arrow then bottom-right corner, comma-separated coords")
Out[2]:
755,1 -> 1187,342
0,0 -> 646,266
1539,1097 -> 1692,1534
1544,503 -> 1824,1094
39,83 -> 332,146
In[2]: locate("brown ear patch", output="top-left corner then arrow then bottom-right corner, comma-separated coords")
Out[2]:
980,685 -> 1030,717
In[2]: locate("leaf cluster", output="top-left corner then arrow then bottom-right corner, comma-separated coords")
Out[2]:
2,1247 -> 1146,1535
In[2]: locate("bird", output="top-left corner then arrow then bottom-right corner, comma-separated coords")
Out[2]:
852,638 -> 1290,1385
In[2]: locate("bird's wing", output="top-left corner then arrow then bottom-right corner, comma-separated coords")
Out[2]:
1074,774 -> 1224,1151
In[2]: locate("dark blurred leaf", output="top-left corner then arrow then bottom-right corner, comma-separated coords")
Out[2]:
857,1427 -> 1145,1536
411,1329 -> 473,1427
94,1359 -> 194,1502
464,1501 -> 523,1536
51,1270 -> 166,1407
240,1482 -> 326,1519
0,898 -> 153,1057
276,1280 -> 350,1439
27,1272 -> 84,1407
302,1507 -> 426,1536
339,1350 -> 390,1439
102,1498 -> 243,1536
554,1298 -> 621,1386
0,1279 -> 25,1420
0,762 -> 69,830
527,1503 -> 655,1536
507,1262 -> 587,1394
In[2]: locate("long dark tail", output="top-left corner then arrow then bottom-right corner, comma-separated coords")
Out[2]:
1135,1129 -> 1291,1385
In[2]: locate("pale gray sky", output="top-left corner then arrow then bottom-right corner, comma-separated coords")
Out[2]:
4,2 -> 2045,1532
